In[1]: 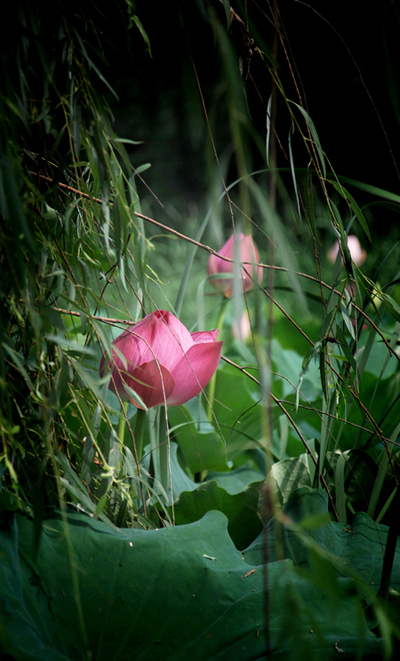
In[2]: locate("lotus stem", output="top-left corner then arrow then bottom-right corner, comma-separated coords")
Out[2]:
134,407 -> 146,464
207,298 -> 228,421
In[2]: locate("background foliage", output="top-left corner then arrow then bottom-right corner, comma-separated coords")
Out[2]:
1,1 -> 400,659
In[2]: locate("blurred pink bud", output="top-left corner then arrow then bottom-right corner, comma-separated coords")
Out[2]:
232,311 -> 252,342
100,310 -> 222,409
327,235 -> 367,266
207,233 -> 263,297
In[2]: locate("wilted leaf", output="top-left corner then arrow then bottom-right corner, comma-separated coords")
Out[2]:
269,455 -> 312,507
244,487 -> 400,598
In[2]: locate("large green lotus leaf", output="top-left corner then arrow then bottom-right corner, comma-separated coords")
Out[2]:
144,441 -> 198,503
244,487 -> 400,594
363,339 -> 398,379
1,509 -> 384,660
167,405 -> 228,473
272,316 -> 320,358
212,363 -> 318,462
206,467 -> 265,494
212,363 -> 263,453
168,441 -> 198,493
170,480 -> 263,550
271,338 -> 320,402
0,521 -> 69,660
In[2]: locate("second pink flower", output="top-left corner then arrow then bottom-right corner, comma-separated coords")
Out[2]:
207,233 -> 263,297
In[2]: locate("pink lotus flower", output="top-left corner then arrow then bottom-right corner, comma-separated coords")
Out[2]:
327,235 -> 367,266
207,233 -> 263,297
100,310 -> 222,409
